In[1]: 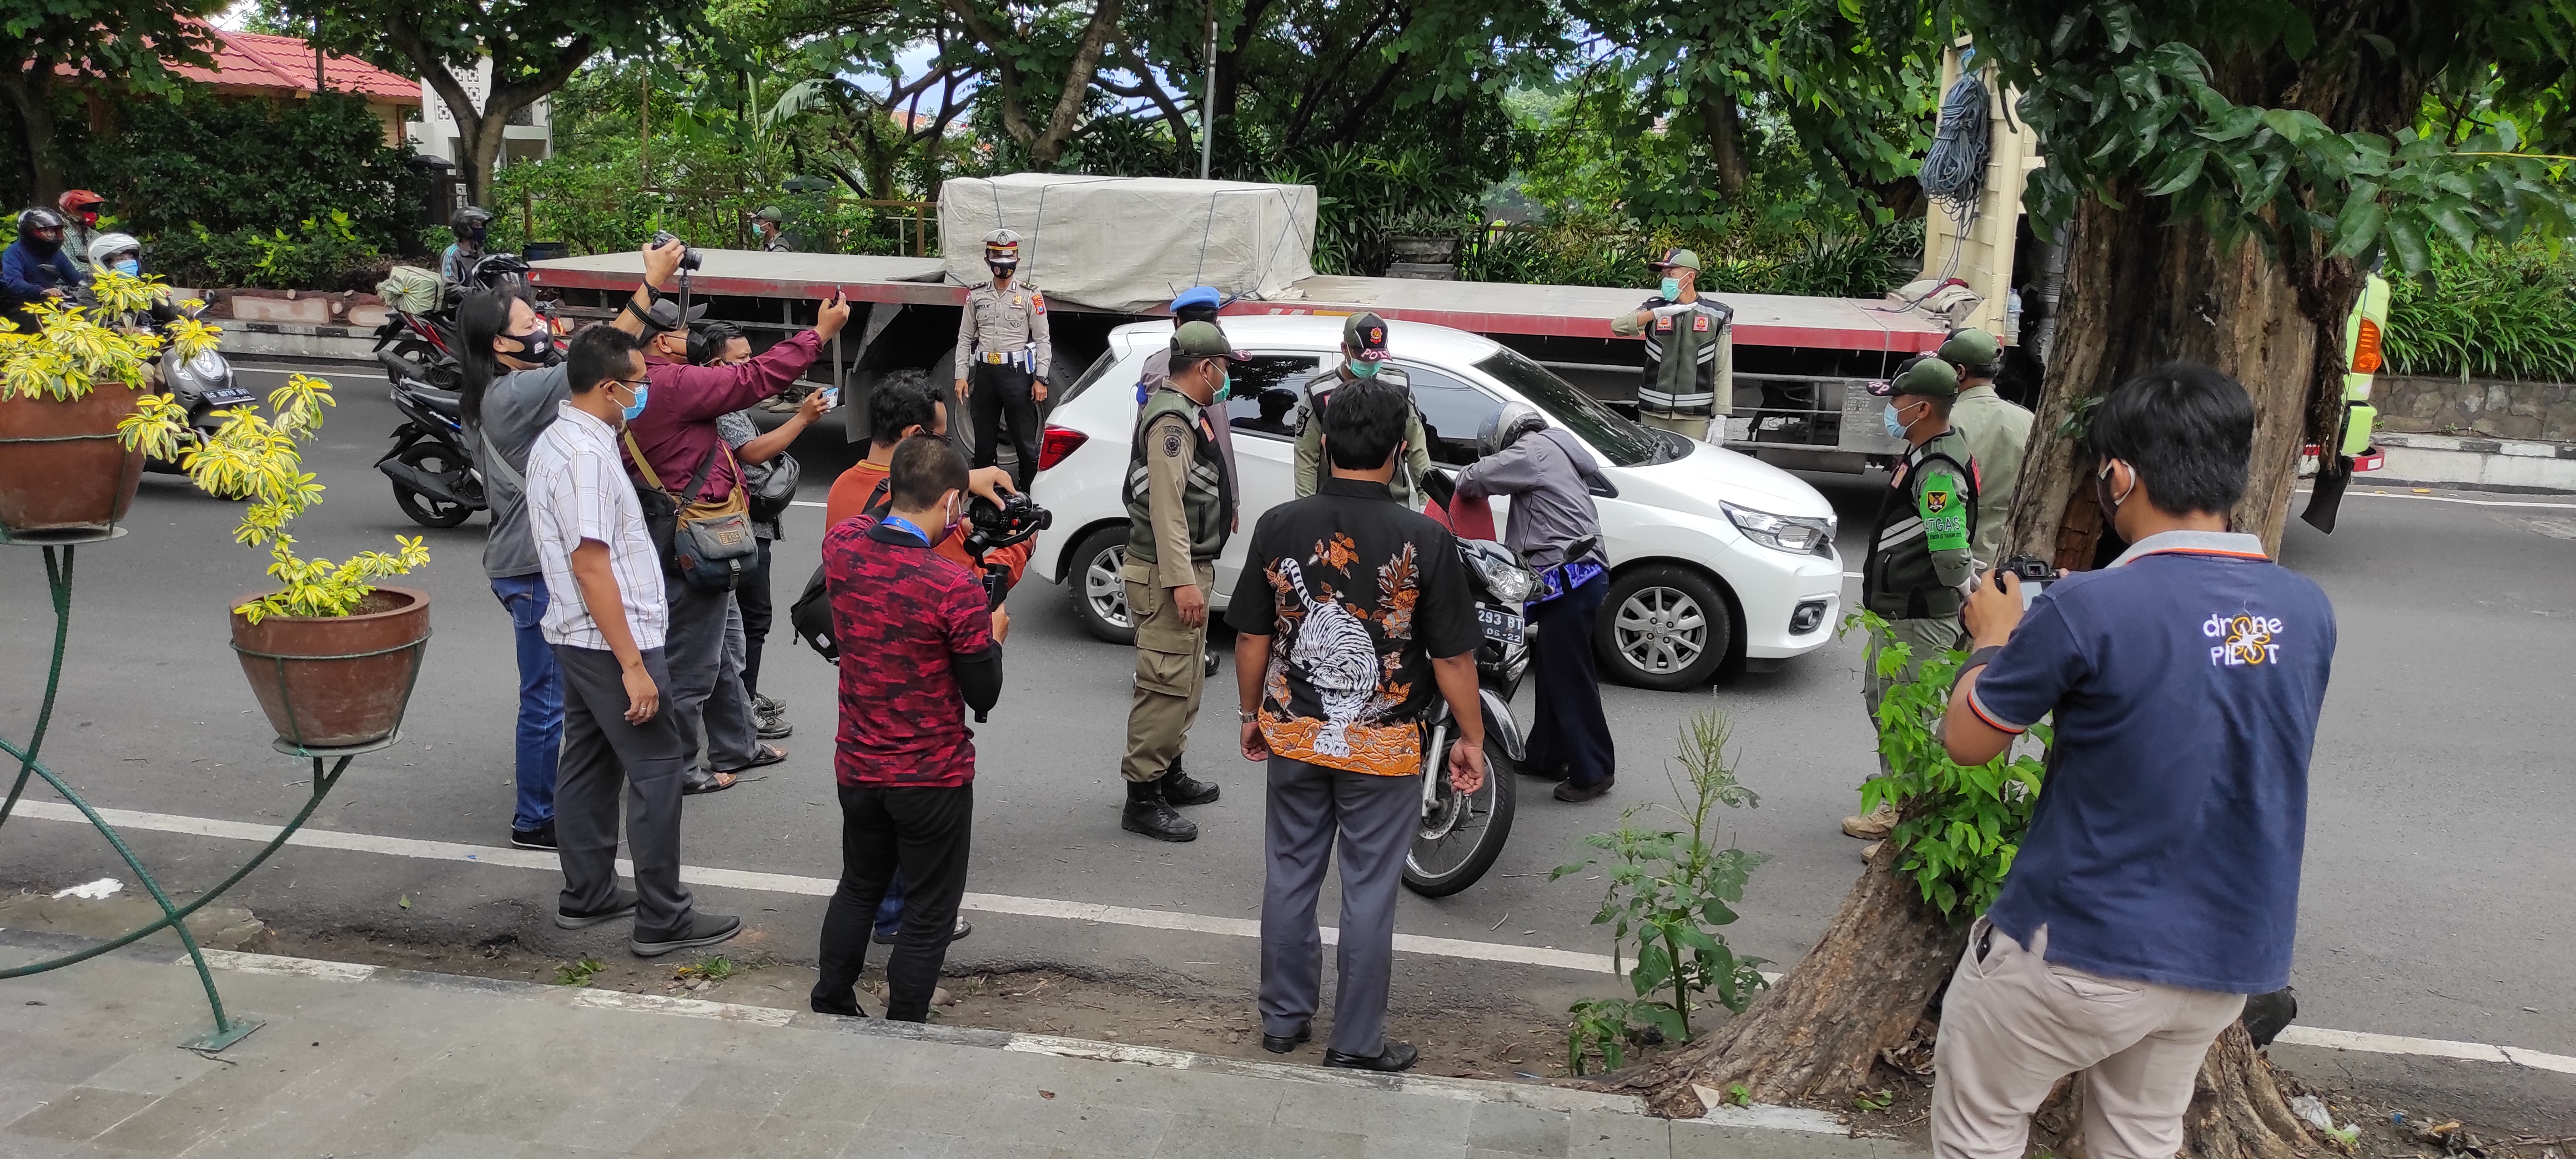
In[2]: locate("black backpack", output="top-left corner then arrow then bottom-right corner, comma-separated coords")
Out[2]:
789,477 -> 894,663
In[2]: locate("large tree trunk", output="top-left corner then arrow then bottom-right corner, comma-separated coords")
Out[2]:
1629,841 -> 1964,1117
2003,186 -> 2339,565
1698,93 -> 1750,199
0,70 -> 63,204
459,111 -> 511,209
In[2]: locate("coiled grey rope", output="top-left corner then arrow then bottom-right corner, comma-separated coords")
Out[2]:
1922,68 -> 1990,213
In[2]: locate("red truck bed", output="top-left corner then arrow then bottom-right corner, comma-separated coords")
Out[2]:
526,249 -> 1946,354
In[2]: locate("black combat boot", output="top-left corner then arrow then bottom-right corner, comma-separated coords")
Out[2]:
1121,775 -> 1199,842
1158,759 -> 1220,807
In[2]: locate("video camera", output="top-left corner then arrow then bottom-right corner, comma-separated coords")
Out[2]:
648,230 -> 702,273
962,491 -> 1052,608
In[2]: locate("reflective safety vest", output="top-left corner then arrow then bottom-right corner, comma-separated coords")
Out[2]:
1636,298 -> 1733,417
1124,389 -> 1234,565
2337,273 -> 2390,456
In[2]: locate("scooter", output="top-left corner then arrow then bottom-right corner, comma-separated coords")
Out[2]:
373,358 -> 485,528
145,330 -> 254,475
1398,471 -> 1539,898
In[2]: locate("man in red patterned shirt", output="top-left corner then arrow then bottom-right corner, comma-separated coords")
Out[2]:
809,436 -> 1008,1021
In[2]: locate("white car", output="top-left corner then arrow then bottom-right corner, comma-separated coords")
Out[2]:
1023,316 -> 1845,690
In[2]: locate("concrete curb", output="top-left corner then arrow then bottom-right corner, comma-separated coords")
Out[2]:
2369,432 -> 2576,493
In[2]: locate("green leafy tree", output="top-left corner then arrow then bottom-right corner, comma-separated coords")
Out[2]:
0,0 -> 222,201
281,0 -> 703,206
1621,8 -> 2575,1150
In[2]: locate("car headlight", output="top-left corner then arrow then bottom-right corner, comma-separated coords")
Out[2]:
1723,501 -> 1836,556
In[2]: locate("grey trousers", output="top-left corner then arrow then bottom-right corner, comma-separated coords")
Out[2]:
1259,756 -> 1421,1056
552,644 -> 697,940
665,582 -> 759,774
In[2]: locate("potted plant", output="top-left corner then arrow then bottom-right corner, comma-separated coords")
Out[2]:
122,374 -> 432,750
0,271 -> 218,541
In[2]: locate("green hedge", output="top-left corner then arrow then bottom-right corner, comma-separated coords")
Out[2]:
2383,242 -> 2576,383
1460,217 -> 1915,299
90,89 -> 419,252
149,213 -> 391,293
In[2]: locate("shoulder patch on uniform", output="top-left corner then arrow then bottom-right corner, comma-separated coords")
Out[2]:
1693,313 -> 1710,331
1163,427 -> 1185,457
1919,471 -> 1970,552
1030,291 -> 1045,315
1654,315 -> 1673,331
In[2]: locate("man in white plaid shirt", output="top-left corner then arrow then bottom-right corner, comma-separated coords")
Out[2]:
526,325 -> 740,957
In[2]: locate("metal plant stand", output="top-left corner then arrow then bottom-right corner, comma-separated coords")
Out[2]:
0,537 -> 387,1051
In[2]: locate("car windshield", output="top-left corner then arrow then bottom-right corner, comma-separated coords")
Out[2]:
1472,347 -> 1663,467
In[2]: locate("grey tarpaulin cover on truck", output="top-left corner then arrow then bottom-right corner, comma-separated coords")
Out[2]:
937,174 -> 1319,313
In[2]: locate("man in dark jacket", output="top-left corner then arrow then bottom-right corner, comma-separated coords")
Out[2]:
3,209 -> 82,331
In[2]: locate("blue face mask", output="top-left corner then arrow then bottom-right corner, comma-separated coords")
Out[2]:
1346,357 -> 1380,379
1660,277 -> 1682,300
620,382 -> 649,424
1881,401 -> 1914,439
111,259 -> 140,276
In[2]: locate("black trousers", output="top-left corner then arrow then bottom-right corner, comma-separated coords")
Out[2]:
812,780 -> 974,1021
1525,573 -> 1616,788
968,363 -> 1040,492
738,537 -> 774,698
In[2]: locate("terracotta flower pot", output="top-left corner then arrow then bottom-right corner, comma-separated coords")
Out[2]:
0,385 -> 146,542
230,586 -> 432,751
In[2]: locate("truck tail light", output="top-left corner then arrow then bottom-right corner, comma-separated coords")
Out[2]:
1037,426 -> 1088,472
2351,319 -> 2383,375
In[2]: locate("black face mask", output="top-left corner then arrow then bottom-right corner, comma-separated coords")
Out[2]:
507,327 -> 562,367
25,231 -> 61,257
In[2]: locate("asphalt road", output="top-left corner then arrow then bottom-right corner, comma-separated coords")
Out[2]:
4,363 -> 2570,1124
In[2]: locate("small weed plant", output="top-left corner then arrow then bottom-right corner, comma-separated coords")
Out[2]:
1844,611 -> 2050,920
1553,710 -> 1770,1076
554,957 -> 605,987
120,373 -> 428,621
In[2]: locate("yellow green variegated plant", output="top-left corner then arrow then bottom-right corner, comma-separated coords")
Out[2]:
0,269 -> 217,401
120,373 -> 428,624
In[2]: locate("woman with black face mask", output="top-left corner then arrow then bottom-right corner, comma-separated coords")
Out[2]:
457,239 -> 688,851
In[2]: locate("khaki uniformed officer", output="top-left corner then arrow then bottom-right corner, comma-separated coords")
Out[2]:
1938,328 -> 2034,569
1292,312 -> 1435,509
1844,356 -> 1980,843
956,228 -> 1052,491
1119,321 -> 1244,842
1609,248 -> 1734,439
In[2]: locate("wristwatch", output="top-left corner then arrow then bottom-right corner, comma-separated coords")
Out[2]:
1238,709 -> 1260,724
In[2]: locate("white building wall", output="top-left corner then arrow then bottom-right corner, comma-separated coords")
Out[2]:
404,57 -> 552,165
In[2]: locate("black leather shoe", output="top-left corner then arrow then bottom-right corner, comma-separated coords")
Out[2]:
1323,1042 -> 1420,1072
1261,1021 -> 1311,1054
1159,765 -> 1220,807
1121,779 -> 1199,842
1553,775 -> 1616,803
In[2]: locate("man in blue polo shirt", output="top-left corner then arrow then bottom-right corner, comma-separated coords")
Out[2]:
1934,362 -> 2336,1159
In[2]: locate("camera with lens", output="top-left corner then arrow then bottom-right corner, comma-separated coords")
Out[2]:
649,229 -> 702,273
963,492 -> 1052,606
1995,554 -> 2059,608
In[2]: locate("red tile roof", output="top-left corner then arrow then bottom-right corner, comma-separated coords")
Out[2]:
162,24 -> 420,104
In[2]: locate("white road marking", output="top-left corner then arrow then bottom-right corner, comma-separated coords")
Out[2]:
26,800 -> 2567,1071
569,988 -> 796,1026
51,877 -> 122,900
2297,488 -> 2576,511
789,500 -> 828,508
182,948 -> 379,982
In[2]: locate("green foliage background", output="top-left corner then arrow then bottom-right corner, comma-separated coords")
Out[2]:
2384,243 -> 2576,382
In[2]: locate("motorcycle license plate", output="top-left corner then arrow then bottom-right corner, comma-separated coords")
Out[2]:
1478,606 -> 1522,643
205,390 -> 254,407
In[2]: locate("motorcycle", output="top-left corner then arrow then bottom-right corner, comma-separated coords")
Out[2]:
1400,473 -> 1546,898
373,363 -> 485,528
144,341 -> 255,474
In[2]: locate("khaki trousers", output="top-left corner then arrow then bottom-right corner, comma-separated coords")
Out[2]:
1931,920 -> 2247,1159
1120,560 -> 1214,783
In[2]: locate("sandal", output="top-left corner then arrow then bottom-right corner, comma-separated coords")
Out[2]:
716,744 -> 788,773
682,770 -> 738,795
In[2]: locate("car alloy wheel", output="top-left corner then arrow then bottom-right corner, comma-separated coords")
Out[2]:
1596,563 -> 1733,691
1617,584 -> 1707,677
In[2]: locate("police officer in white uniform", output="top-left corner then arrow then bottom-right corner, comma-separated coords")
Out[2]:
955,229 -> 1052,491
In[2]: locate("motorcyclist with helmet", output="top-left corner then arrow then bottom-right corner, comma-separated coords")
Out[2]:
3,208 -> 84,331
442,206 -> 495,292
58,191 -> 107,280
1456,402 -> 1618,803
87,234 -> 180,327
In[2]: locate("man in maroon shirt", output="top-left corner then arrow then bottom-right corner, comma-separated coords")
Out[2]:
809,436 -> 1007,1021
626,293 -> 851,793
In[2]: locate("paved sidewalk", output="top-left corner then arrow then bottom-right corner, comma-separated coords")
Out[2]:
0,934 -> 1914,1159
